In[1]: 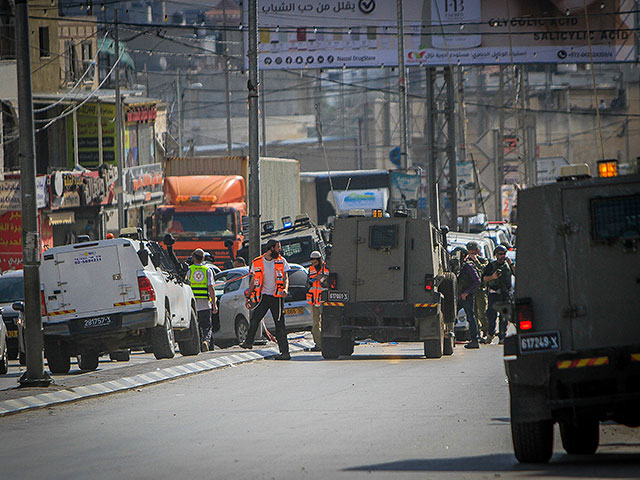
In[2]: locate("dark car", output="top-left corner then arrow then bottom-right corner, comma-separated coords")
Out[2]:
0,270 -> 25,362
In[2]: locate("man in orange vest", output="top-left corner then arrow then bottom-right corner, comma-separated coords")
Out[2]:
306,250 -> 328,352
240,239 -> 291,360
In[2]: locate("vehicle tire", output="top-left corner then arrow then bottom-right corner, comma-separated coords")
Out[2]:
151,307 -> 176,360
439,272 -> 457,324
443,334 -> 454,356
0,347 -> 8,374
45,340 -> 70,374
340,334 -> 354,356
235,315 -> 250,345
178,309 -> 201,356
143,346 -> 153,354
19,350 -> 26,366
560,420 -> 599,455
424,339 -> 443,358
322,337 -> 341,359
7,345 -> 18,361
109,350 -> 131,362
77,352 -> 99,371
511,420 -> 554,463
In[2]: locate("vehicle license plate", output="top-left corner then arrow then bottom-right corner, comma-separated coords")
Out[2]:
83,316 -> 112,329
519,331 -> 560,354
284,307 -> 304,315
327,291 -> 349,302
6,330 -> 18,338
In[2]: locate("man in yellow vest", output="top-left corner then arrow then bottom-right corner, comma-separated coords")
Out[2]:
188,248 -> 217,352
306,250 -> 328,351
240,239 -> 291,360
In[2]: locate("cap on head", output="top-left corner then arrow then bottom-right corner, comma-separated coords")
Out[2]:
310,250 -> 322,259
466,241 -> 480,252
494,245 -> 508,255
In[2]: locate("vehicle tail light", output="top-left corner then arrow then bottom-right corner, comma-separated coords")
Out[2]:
41,290 -> 47,316
138,274 -> 156,302
328,273 -> 338,289
516,298 -> 533,331
424,274 -> 434,292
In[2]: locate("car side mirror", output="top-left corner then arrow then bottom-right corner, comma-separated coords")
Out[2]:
12,301 -> 24,312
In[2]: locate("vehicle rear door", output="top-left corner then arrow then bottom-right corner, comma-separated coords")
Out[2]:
356,219 -> 406,302
562,181 -> 640,350
55,244 -> 133,316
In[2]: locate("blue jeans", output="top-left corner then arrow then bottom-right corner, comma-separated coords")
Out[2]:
461,295 -> 478,342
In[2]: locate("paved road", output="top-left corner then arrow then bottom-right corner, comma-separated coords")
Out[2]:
1,342 -> 638,480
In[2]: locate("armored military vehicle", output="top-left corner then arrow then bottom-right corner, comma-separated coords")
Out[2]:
505,173 -> 640,463
322,215 -> 457,359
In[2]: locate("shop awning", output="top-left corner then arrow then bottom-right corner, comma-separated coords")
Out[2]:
48,211 -> 75,225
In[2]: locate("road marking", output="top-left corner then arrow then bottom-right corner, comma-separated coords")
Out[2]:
0,340 -> 314,417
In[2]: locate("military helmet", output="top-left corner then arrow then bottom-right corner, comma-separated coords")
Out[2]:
452,246 -> 468,256
466,241 -> 480,252
494,245 -> 508,255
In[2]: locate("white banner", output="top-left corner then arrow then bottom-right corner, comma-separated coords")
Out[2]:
333,188 -> 388,213
0,177 -> 48,211
246,0 -> 636,69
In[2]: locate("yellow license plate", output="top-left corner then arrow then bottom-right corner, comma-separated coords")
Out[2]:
285,307 -> 304,315
6,330 -> 18,338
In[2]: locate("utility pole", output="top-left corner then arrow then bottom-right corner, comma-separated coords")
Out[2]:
260,70 -> 267,156
176,68 -> 182,156
15,0 -> 51,387
456,66 -> 467,231
247,0 -> 260,264
114,10 -> 125,230
446,67 -> 457,230
396,0 -> 409,169
425,67 -> 437,222
223,2 -> 232,155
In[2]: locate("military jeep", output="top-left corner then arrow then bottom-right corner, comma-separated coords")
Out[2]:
322,215 -> 457,359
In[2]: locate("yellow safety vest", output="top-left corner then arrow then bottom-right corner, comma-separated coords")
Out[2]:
189,264 -> 209,299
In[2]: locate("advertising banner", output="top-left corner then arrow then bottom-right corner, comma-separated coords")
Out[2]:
0,211 -> 53,272
333,188 -> 388,213
537,156 -> 569,184
456,160 -> 477,216
123,163 -> 164,205
66,102 -> 117,168
390,171 -> 422,216
246,0 -> 636,69
0,176 -> 48,211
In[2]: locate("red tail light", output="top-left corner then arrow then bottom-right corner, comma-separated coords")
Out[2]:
424,274 -> 434,292
41,290 -> 47,316
328,273 -> 337,289
138,274 -> 156,302
516,298 -> 534,331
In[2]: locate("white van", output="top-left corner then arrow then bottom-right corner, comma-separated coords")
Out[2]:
40,237 -> 199,373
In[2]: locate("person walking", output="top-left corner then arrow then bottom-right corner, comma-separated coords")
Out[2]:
240,239 -> 291,360
482,245 -> 515,345
187,248 -> 217,352
306,250 -> 328,352
466,241 -> 489,342
457,247 -> 482,349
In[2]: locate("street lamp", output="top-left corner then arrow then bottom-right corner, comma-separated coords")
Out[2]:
176,69 -> 203,156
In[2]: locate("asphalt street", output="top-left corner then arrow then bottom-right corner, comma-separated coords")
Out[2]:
1,342 -> 639,480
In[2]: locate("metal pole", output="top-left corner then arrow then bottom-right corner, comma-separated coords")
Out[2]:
260,70 -> 267,156
456,66 -> 467,228
396,0 -> 409,169
356,117 -> 363,170
425,67 -> 437,222
15,0 -> 51,387
446,67 -> 457,230
566,88 -> 572,164
493,129 -> 501,220
248,0 -> 261,264
114,10 -> 125,230
97,100 -> 104,165
176,68 -> 182,156
73,110 -> 79,167
223,3 -> 233,155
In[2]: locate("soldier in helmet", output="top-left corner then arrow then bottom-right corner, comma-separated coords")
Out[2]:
482,245 -> 515,344
457,247 -> 482,349
466,241 -> 489,342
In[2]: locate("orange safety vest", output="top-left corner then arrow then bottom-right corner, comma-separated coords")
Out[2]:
250,254 -> 286,304
306,263 -> 329,306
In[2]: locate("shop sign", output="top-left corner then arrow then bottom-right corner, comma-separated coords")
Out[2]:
123,163 -> 164,204
0,177 -> 48,210
0,211 -> 53,272
126,104 -> 157,124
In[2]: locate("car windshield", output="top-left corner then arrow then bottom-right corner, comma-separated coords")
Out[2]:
158,210 -> 235,238
0,276 -> 24,303
279,236 -> 314,265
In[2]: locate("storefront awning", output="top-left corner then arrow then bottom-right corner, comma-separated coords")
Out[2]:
48,211 -> 75,226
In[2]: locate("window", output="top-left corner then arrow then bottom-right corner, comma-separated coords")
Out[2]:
81,41 -> 94,80
64,40 -> 77,82
39,26 -> 50,58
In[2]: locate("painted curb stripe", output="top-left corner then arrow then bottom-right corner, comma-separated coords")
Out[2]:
0,340 -> 314,417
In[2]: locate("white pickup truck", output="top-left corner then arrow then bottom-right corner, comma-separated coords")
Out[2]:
40,237 -> 200,373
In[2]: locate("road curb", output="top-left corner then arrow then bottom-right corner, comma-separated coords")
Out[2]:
0,340 -> 314,417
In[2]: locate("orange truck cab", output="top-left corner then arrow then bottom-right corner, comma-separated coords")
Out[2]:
153,175 -> 246,268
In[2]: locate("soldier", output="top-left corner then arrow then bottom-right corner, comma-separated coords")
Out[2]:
482,245 -> 515,345
306,250 -> 329,352
457,247 -> 482,349
466,241 -> 490,343
187,248 -> 217,352
240,239 -> 291,360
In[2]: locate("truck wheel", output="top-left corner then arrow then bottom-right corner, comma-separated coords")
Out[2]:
560,420 -> 599,455
235,316 -> 250,344
443,334 -> 454,356
45,340 -> 70,374
322,337 -> 341,359
19,350 -> 26,366
511,420 -> 554,463
424,339 -> 443,358
151,307 -> 176,360
340,335 -> 354,356
178,309 -> 201,356
439,272 -> 457,324
7,345 -> 18,361
0,346 -> 8,374
77,352 -> 99,371
109,350 -> 131,362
